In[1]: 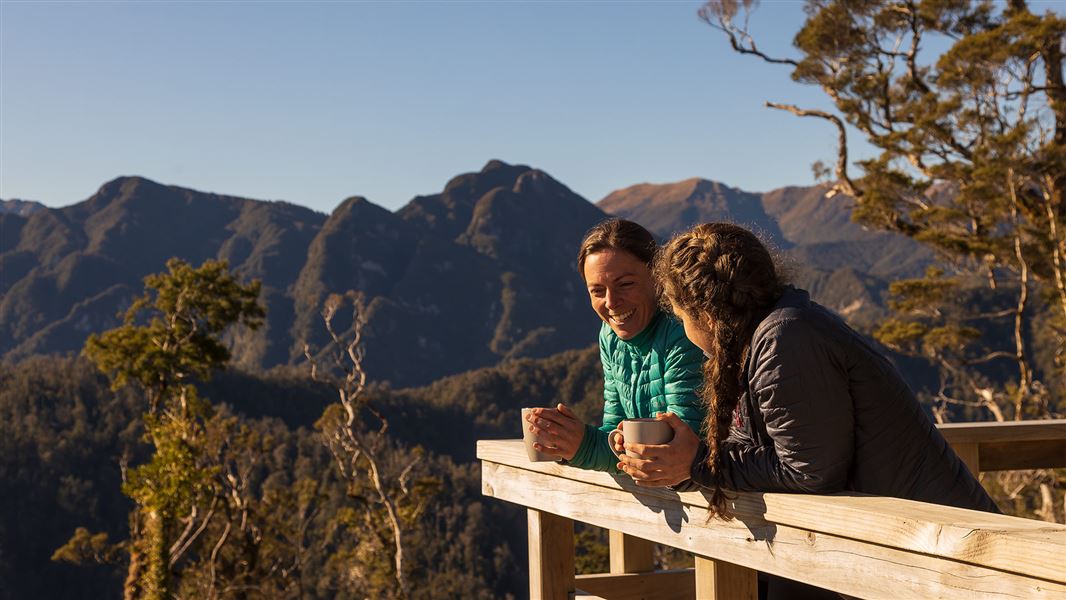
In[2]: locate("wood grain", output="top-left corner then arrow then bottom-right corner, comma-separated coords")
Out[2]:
485,461 -> 1065,599
575,569 -> 695,600
695,556 -> 757,600
609,530 -> 656,574
527,508 -> 574,600
937,420 -> 1066,471
478,439 -> 1066,583
936,420 -> 1066,444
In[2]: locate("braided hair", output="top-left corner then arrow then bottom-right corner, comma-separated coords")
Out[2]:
653,223 -> 785,519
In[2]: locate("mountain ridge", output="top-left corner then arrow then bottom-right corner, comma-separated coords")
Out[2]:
2,163 -> 923,383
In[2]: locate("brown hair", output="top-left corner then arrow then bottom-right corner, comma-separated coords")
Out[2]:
653,222 -> 785,519
577,219 -> 657,279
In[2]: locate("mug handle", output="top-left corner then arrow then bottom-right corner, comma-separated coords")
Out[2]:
607,428 -> 625,460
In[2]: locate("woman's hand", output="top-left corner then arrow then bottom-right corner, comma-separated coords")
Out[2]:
526,403 -> 585,461
617,412 -> 700,487
610,426 -> 626,455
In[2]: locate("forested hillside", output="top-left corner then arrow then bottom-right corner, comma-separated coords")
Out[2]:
0,346 -> 607,599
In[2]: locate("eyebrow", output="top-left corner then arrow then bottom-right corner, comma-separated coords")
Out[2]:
587,272 -> 638,287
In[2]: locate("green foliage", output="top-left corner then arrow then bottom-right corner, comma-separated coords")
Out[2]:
122,413 -> 215,515
3,354 -> 530,599
84,258 -> 264,411
707,0 -> 1065,520
0,356 -> 140,598
874,318 -> 930,352
574,527 -> 610,575
709,0 -> 1065,414
62,258 -> 266,599
51,527 -> 124,566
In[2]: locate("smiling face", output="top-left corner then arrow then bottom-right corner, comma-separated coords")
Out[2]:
583,248 -> 658,340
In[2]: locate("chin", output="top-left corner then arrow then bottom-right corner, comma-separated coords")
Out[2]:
612,319 -> 647,340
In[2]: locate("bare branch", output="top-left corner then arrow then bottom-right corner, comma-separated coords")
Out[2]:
698,1 -> 799,67
765,102 -> 860,199
903,2 -> 931,95
170,497 -> 219,568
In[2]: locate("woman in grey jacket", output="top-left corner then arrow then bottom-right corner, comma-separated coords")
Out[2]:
615,222 -> 998,517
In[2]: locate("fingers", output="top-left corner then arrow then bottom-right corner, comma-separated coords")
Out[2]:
618,460 -> 685,487
619,463 -> 673,486
623,441 -> 675,460
616,453 -> 657,472
656,411 -> 687,432
532,441 -> 564,455
533,408 -> 578,428
556,403 -> 576,418
528,417 -> 582,443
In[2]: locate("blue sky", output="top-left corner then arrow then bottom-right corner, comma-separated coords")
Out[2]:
0,0 -> 1007,213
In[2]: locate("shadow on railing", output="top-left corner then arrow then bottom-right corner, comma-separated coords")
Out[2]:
477,420 -> 1066,600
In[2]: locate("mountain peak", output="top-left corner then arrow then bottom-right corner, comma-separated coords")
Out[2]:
597,177 -> 787,244
95,175 -> 166,198
398,161 -> 539,239
0,199 -> 46,217
336,195 -> 374,209
512,169 -> 574,198
481,159 -> 530,174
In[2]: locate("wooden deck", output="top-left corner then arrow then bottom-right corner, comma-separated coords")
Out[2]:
478,419 -> 1066,599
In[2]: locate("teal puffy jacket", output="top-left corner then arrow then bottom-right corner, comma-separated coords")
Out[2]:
568,311 -> 705,473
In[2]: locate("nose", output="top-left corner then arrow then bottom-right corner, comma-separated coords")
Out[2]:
604,289 -> 621,311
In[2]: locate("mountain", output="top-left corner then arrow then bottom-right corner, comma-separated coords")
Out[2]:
0,162 -> 609,386
597,179 -> 935,329
290,162 -> 608,384
599,178 -> 789,247
3,164 -> 935,384
761,185 -> 934,280
0,177 -> 325,367
0,199 -> 46,217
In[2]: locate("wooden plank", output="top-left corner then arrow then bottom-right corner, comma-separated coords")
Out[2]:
980,439 -> 1066,471
575,569 -> 695,600
527,509 -> 574,600
483,460 -> 1066,599
951,441 -> 981,476
695,556 -> 757,600
609,530 -> 655,573
937,420 -> 1066,471
478,439 -> 1066,582
936,420 -> 1066,444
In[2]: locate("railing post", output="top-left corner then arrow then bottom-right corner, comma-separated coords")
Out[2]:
528,508 -> 575,600
951,441 -> 981,477
609,530 -> 655,573
695,556 -> 757,600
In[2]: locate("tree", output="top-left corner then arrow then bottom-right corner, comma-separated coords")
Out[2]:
304,291 -> 438,600
701,0 -> 1063,519
57,258 -> 264,599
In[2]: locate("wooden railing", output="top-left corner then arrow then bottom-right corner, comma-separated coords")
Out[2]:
478,419 -> 1066,599
937,419 -> 1066,475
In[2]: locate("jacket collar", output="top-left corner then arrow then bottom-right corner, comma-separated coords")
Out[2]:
618,310 -> 663,352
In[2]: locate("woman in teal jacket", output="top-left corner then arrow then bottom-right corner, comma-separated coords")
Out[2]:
525,219 -> 705,472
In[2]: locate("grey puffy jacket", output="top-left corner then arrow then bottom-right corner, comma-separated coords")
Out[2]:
689,287 -> 998,513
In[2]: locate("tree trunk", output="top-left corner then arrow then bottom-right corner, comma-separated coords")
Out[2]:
124,511 -> 144,600
144,508 -> 170,600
